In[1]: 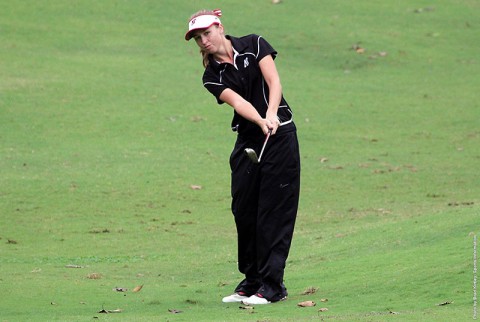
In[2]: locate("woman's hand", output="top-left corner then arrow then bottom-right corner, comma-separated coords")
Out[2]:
255,117 -> 276,135
266,113 -> 280,135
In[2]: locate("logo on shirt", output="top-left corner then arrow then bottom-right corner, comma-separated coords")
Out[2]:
244,57 -> 249,68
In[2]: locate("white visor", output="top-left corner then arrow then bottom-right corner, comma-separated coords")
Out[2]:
185,15 -> 221,40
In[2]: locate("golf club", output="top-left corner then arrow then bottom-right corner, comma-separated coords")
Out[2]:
244,129 -> 272,164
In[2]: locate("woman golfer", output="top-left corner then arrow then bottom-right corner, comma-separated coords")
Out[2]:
185,9 -> 300,305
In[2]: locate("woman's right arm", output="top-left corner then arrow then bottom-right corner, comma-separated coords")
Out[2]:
219,88 -> 271,134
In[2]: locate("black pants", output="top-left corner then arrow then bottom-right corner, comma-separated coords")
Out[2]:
229,130 -> 300,301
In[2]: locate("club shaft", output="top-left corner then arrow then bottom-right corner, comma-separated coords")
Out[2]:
257,130 -> 271,162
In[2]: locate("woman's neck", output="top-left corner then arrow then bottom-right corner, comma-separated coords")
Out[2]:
214,38 -> 233,64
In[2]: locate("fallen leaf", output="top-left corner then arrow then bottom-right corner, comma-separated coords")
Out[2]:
327,165 -> 344,170
319,157 -> 329,163
301,287 -> 318,295
190,185 -> 202,190
239,306 -> 254,310
108,309 -> 122,313
448,201 -> 474,207
113,287 -> 128,292
168,309 -> 183,314
320,298 -> 329,302
132,285 -> 143,292
89,228 -> 110,234
318,307 -> 329,312
351,43 -> 362,51
298,301 -> 316,307
437,301 -> 453,306
414,7 -> 435,13
191,115 -> 205,122
65,264 -> 84,268
87,273 -> 102,279
98,308 -> 122,313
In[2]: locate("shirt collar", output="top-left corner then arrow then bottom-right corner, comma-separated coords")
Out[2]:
207,35 -> 247,70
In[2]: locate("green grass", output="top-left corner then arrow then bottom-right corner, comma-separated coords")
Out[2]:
1,0 -> 479,321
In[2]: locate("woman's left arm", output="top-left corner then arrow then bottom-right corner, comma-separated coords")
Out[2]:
259,55 -> 282,135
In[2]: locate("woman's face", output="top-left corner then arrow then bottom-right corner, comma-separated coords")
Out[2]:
193,24 -> 223,54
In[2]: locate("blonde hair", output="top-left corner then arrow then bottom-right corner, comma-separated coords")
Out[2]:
189,9 -> 223,68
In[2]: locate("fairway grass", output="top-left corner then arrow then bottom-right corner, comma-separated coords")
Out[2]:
1,0 -> 479,321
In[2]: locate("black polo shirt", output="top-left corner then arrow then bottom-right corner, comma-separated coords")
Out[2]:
203,34 -> 295,138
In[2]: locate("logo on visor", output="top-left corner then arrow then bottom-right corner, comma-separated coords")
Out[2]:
244,58 -> 249,68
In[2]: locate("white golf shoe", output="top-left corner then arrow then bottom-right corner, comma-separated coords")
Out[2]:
222,292 -> 249,303
242,294 -> 271,305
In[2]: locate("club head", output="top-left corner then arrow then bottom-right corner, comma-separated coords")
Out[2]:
244,148 -> 259,164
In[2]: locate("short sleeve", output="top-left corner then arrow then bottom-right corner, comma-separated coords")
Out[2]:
255,35 -> 278,62
202,66 -> 227,105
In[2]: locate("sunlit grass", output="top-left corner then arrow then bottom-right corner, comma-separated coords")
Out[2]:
1,0 -> 479,320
